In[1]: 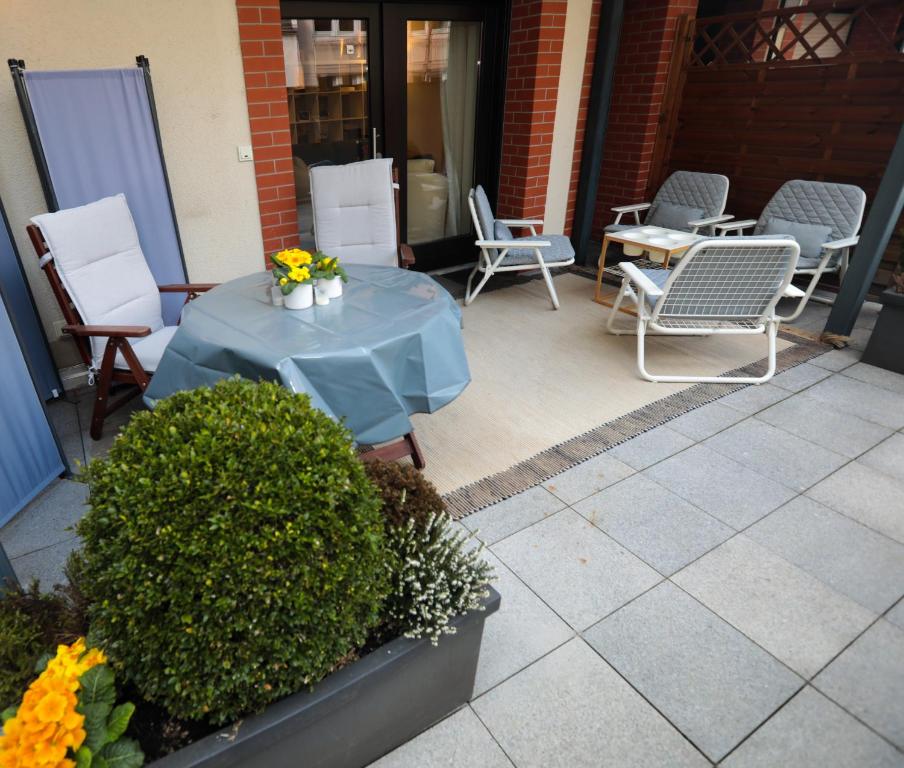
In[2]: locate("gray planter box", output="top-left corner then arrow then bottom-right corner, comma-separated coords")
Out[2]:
862,288 -> 904,375
149,586 -> 500,768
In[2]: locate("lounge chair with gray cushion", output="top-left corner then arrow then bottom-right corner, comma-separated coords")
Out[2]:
715,179 -> 865,316
466,185 -> 575,309
608,171 -> 732,243
607,237 -> 806,384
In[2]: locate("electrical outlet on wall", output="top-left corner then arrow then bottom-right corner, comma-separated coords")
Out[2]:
237,145 -> 253,162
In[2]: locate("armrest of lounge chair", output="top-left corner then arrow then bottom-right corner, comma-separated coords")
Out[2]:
715,219 -> 757,235
499,219 -> 544,226
821,236 -> 859,251
399,243 -> 416,268
476,239 -> 552,249
619,261 -> 664,299
612,202 -> 651,226
157,283 -> 217,293
689,214 -> 734,234
62,324 -> 151,338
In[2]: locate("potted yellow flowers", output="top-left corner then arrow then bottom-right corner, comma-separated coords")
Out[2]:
271,248 -> 315,310
314,252 -> 348,299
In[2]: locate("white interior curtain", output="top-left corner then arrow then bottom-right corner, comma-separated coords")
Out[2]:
440,22 -> 480,237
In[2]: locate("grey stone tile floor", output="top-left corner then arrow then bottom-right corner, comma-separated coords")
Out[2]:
3,299 -> 904,767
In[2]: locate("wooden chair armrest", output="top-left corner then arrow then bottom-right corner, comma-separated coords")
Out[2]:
63,324 -> 151,338
158,283 -> 217,293
399,243 -> 416,268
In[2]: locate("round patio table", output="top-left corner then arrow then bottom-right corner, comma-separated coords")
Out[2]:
143,265 -> 470,452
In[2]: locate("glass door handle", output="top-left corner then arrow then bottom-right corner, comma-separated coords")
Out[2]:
372,127 -> 382,159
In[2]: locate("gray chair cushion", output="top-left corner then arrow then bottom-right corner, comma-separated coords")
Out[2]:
753,180 -> 865,245
647,202 -> 704,232
502,235 -> 575,266
650,171 -> 729,222
494,220 -> 514,241
604,222 -> 642,234
762,218 -> 832,262
473,185 -> 496,241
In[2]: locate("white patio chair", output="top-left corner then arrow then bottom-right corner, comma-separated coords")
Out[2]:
309,158 -> 414,268
608,171 -> 732,242
466,185 -> 575,309
714,179 -> 865,317
606,237 -> 805,384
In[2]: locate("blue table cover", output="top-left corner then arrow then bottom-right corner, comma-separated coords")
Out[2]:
144,266 -> 470,444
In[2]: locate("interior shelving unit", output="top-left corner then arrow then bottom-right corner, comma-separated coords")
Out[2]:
288,81 -> 367,145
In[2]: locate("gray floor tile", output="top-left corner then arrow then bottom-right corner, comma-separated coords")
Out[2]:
746,496 -> 904,614
11,537 -> 80,590
0,480 -> 88,559
886,599 -> 904,630
844,362 -> 904,395
608,426 -> 694,471
805,375 -> 904,430
859,433 -> 904,484
584,582 -> 802,762
673,535 -> 875,678
718,383 -> 790,415
573,474 -> 733,575
645,444 -> 797,530
808,348 -> 861,372
491,509 -> 661,630
461,486 -> 565,545
756,393 -> 893,459
704,419 -> 847,493
369,706 -> 514,768
471,638 -> 708,768
472,552 -> 574,697
814,620 -> 904,750
847,326 -> 873,352
807,461 -> 904,545
721,687 -> 904,768
542,453 -> 635,505
769,362 -> 831,392
667,401 -> 746,441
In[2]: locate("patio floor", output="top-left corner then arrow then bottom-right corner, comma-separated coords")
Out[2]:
2,293 -> 903,766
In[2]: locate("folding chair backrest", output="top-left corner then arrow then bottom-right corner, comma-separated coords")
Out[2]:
753,180 -> 866,242
31,194 -> 163,369
468,186 -> 498,262
649,171 -> 729,229
310,158 -> 398,267
653,238 -> 799,323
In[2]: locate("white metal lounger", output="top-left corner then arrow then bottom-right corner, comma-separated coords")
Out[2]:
607,238 -> 804,384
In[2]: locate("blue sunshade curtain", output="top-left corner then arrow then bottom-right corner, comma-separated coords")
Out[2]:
0,196 -> 59,400
23,68 -> 187,324
0,289 -> 64,526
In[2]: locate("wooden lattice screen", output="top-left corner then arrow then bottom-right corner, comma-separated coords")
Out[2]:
651,0 -> 904,294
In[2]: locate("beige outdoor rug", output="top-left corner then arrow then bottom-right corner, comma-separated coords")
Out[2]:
412,272 -> 827,517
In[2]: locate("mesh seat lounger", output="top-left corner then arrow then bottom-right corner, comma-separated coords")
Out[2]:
27,194 -> 215,439
714,179 -> 865,318
466,185 -> 575,309
606,238 -> 806,384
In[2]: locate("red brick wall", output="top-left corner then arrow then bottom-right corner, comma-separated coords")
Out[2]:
591,0 -> 698,240
236,0 -> 297,261
497,0 -> 567,223
563,1 -> 603,235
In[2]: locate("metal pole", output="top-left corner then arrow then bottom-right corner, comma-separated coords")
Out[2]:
8,59 -> 58,211
571,0 -> 625,265
825,122 -> 904,338
0,542 -> 19,593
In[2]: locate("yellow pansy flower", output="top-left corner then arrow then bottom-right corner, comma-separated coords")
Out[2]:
279,277 -> 288,286
288,266 -> 310,283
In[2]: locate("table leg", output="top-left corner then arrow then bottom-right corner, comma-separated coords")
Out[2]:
593,236 -> 610,304
359,430 -> 426,469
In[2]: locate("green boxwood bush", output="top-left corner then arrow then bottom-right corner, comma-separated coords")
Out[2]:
78,378 -> 391,724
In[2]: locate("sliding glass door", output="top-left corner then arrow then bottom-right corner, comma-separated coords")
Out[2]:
281,1 -> 506,271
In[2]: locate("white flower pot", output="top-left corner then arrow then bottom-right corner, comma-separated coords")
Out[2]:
319,276 -> 343,299
284,283 -> 313,310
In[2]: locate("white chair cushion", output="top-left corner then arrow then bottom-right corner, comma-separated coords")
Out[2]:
114,326 -> 177,372
309,159 -> 398,267
31,194 -> 163,369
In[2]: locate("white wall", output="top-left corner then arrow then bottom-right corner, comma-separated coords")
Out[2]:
543,0 -> 594,235
0,0 -> 263,345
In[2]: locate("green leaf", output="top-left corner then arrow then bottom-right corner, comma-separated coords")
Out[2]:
80,702 -> 113,754
74,745 -> 93,768
92,757 -> 109,768
1,705 -> 18,724
79,665 -> 117,707
34,651 -> 53,674
104,702 -> 135,745
98,738 -> 145,768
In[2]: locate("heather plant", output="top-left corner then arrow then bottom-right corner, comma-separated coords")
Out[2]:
382,512 -> 493,644
364,460 -> 445,531
77,377 -> 392,724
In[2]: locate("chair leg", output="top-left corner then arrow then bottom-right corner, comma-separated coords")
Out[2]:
606,278 -> 633,335
465,264 -> 493,306
90,338 -> 118,440
535,252 -> 560,310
